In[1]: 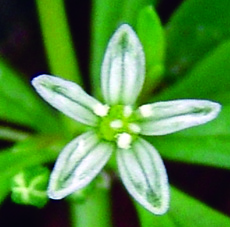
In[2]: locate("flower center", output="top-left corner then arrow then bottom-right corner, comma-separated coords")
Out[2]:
95,105 -> 140,149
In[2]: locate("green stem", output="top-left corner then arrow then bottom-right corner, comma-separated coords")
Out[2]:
35,0 -> 82,85
69,188 -> 112,227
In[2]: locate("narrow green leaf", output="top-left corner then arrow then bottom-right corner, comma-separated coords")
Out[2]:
146,40 -> 230,170
0,135 -> 66,173
136,186 -> 230,226
170,187 -> 230,226
165,0 -> 230,79
90,0 -> 153,99
35,0 -> 82,85
0,60 -> 62,133
149,134 -> 230,169
118,0 -> 153,25
152,39 -> 230,104
136,202 -> 176,227
90,0 -> 123,99
137,6 -> 165,98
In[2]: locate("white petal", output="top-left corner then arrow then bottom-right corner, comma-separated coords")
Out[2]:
136,100 -> 221,135
32,75 -> 103,126
101,24 -> 145,105
117,137 -> 169,215
48,131 -> 114,199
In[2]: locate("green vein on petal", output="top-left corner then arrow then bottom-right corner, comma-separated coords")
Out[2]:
101,24 -> 145,105
117,137 -> 169,215
136,99 -> 221,136
48,131 -> 114,199
32,74 -> 103,126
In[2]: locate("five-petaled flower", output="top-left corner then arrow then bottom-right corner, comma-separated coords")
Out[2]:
32,24 -> 221,215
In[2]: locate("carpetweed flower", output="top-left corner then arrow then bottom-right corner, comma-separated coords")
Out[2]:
32,24 -> 221,215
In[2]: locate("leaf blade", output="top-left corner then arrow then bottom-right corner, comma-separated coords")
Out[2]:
0,60 -> 61,132
165,0 -> 230,79
136,186 -> 230,226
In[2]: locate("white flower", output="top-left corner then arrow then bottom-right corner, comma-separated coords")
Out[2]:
32,24 -> 221,215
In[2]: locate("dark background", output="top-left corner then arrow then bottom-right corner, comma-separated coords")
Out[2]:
0,0 -> 229,226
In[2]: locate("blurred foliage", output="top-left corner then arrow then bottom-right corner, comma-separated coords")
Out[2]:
165,0 -> 230,80
0,60 -> 61,133
137,6 -> 165,101
0,0 -> 229,226
11,166 -> 50,208
137,187 -> 230,226
0,135 -> 67,204
90,0 -> 156,99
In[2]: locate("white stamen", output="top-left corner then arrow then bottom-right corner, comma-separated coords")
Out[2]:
93,104 -> 110,117
124,106 -> 133,117
117,133 -> 132,149
139,105 -> 152,117
110,120 -> 123,129
128,123 -> 141,133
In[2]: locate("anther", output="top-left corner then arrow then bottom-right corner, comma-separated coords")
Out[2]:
139,105 -> 152,117
93,104 -> 110,117
110,120 -> 123,129
117,133 -> 132,149
123,106 -> 133,117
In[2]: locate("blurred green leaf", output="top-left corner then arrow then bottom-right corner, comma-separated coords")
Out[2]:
149,134 -> 230,169
136,202 -> 176,227
137,6 -> 165,100
152,39 -> 230,104
0,126 -> 29,142
169,187 -> 230,226
165,0 -> 230,79
136,186 -> 230,226
0,135 -> 67,203
90,0 -> 154,99
146,105 -> 230,169
35,0 -> 82,85
145,40 -> 230,169
0,60 -> 62,133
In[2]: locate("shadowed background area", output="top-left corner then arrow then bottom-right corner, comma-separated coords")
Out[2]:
0,0 -> 229,226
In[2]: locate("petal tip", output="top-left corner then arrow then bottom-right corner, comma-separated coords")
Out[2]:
212,101 -> 222,116
47,186 -> 72,200
31,74 -> 50,85
47,189 -> 63,200
115,24 -> 135,36
101,23 -> 145,105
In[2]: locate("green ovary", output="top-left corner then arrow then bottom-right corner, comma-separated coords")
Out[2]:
97,105 -> 138,143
